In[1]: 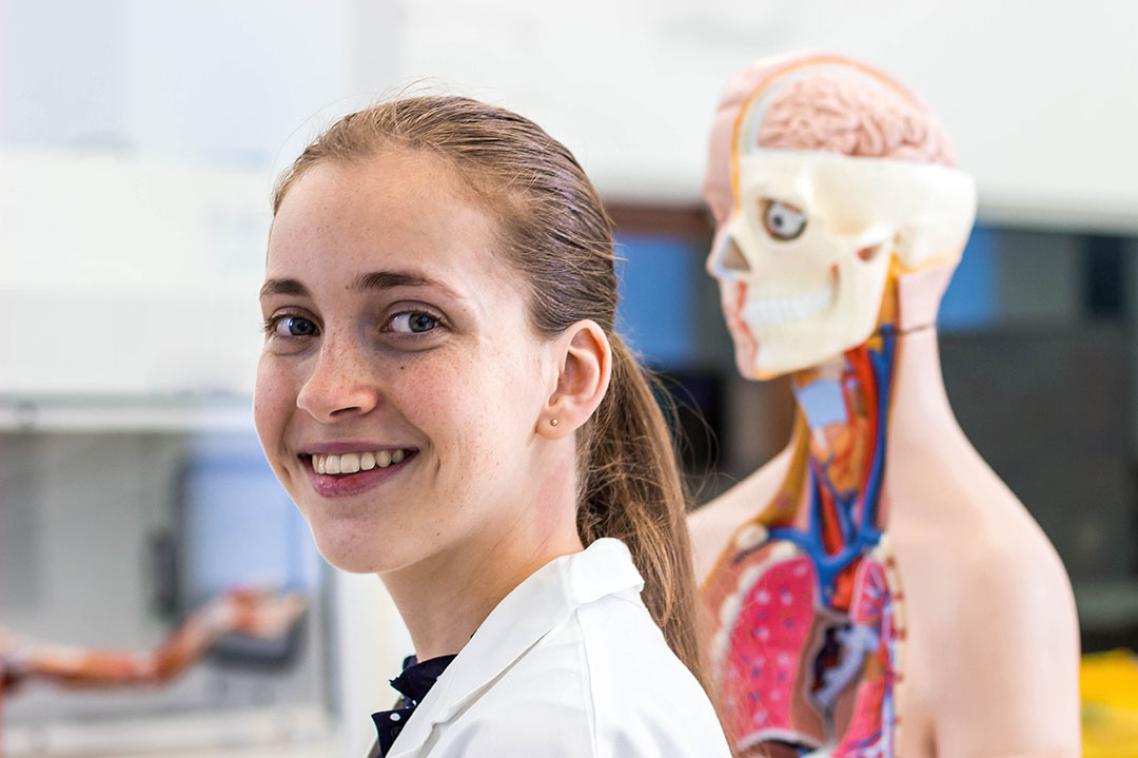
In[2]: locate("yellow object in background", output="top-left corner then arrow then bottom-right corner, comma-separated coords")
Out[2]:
1083,649 -> 1138,758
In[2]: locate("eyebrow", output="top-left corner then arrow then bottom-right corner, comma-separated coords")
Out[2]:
259,270 -> 463,300
259,278 -> 308,298
353,270 -> 443,293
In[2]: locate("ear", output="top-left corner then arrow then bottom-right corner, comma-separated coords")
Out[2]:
538,320 -> 612,439
896,262 -> 956,331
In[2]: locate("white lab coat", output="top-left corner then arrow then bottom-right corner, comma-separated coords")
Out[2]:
383,538 -> 731,757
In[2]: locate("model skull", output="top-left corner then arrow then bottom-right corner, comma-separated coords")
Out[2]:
705,61 -> 977,379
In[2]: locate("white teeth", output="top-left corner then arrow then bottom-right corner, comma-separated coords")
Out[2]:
741,282 -> 836,327
312,449 -> 412,476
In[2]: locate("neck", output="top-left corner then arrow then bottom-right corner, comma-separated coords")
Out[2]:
784,324 -> 958,532
789,338 -> 886,509
758,324 -> 958,609
378,468 -> 584,661
884,325 -> 962,447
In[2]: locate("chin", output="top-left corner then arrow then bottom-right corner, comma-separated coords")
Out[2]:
745,358 -> 791,382
735,350 -> 762,381
303,515 -> 391,575
728,326 -> 760,381
313,535 -> 389,574
740,318 -> 869,379
733,333 -> 789,382
747,344 -> 823,380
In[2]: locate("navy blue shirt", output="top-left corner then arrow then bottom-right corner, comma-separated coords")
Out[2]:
371,654 -> 457,757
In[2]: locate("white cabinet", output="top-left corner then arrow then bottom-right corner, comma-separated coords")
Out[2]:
1,152 -> 270,397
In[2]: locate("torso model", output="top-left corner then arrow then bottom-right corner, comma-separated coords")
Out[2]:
689,52 -> 1081,757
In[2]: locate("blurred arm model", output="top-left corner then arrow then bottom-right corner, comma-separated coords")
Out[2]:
254,96 -> 730,757
689,52 -> 1080,757
0,588 -> 305,690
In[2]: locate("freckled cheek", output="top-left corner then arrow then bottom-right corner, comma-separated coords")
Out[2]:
253,355 -> 303,457
386,365 -> 480,445
386,359 -> 522,470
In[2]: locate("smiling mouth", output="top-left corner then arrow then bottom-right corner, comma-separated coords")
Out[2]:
299,448 -> 420,498
306,449 -> 417,475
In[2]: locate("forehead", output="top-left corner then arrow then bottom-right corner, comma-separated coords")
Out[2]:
267,150 -> 513,294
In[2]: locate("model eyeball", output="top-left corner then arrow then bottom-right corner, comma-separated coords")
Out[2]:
762,200 -> 807,241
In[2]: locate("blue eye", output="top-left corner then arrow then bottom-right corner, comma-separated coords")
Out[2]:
390,311 -> 440,334
270,315 -> 318,338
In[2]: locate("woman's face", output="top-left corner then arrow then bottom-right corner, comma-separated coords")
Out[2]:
255,149 -> 557,574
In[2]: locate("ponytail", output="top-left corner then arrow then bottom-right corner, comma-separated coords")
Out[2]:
578,335 -> 706,689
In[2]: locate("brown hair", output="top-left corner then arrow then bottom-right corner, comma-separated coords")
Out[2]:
272,96 -> 705,685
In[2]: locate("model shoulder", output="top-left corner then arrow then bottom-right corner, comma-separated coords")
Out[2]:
925,530 -> 1080,757
689,446 -> 793,582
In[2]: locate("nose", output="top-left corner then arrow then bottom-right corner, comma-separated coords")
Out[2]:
296,334 -> 382,423
707,227 -> 751,278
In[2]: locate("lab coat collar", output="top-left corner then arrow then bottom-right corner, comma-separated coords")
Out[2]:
387,538 -> 644,757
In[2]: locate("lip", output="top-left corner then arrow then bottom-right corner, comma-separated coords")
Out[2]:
727,280 -> 759,365
301,441 -> 411,455
299,449 -> 419,498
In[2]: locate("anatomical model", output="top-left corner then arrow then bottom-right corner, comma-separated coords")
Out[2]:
689,52 -> 1080,757
0,588 -> 306,735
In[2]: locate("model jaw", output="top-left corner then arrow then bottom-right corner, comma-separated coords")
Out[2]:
739,267 -> 840,329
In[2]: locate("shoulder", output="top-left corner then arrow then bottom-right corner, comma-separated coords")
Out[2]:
688,447 -> 793,582
437,630 -> 596,756
948,532 -> 1078,655
574,595 -> 731,757
457,593 -> 730,757
914,529 -> 1081,755
442,603 -> 597,755
895,450 -> 1080,680
434,697 -> 594,757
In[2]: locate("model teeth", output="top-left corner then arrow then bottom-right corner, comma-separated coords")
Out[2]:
312,450 -> 413,476
741,282 -> 835,327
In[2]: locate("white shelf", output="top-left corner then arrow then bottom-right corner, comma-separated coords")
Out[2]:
4,705 -> 335,758
0,397 -> 255,433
